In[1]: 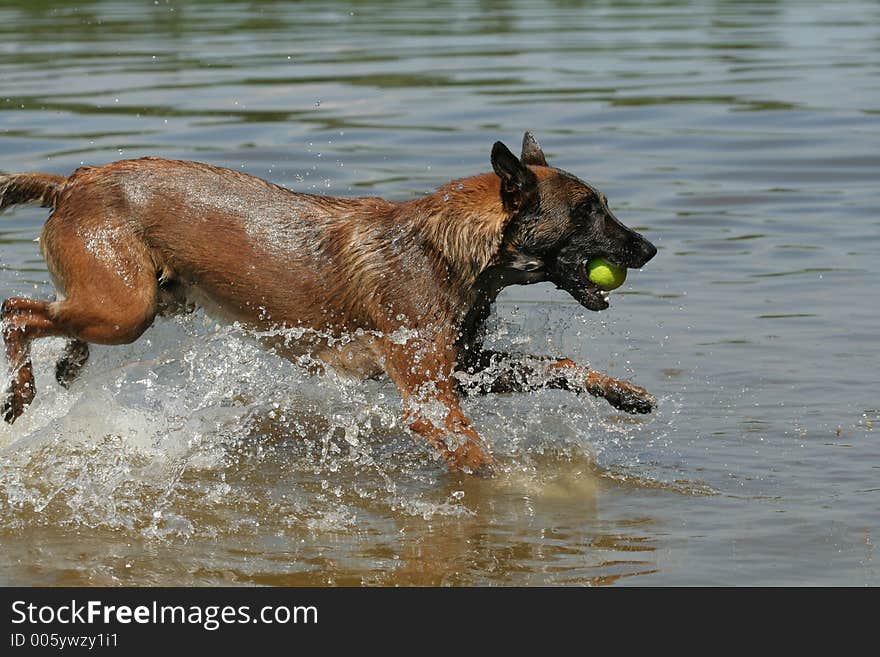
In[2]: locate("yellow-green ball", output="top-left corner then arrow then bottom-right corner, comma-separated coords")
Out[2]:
587,258 -> 627,290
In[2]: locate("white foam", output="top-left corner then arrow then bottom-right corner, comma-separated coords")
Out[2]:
0,309 -> 659,539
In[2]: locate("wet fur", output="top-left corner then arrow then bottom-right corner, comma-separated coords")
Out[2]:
0,134 -> 657,475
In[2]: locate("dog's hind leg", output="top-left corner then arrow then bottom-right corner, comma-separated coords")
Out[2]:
1,298 -> 68,422
458,350 -> 655,414
2,284 -> 157,423
2,213 -> 160,423
55,339 -> 89,388
2,289 -> 157,423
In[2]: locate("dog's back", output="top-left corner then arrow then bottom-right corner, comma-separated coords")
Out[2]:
42,158 -> 411,334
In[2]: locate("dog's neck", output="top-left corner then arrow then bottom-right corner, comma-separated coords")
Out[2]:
403,172 -> 511,290
391,172 -> 548,347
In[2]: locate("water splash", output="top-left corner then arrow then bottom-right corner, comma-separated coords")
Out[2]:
0,308 -> 676,542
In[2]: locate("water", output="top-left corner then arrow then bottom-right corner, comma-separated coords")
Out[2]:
0,0 -> 877,586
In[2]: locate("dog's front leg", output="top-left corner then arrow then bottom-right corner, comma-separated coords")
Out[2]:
459,350 -> 655,414
383,338 -> 495,476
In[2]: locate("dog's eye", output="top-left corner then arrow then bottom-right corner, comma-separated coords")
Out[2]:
571,204 -> 592,226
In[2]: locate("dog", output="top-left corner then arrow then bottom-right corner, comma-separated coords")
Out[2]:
0,132 -> 656,476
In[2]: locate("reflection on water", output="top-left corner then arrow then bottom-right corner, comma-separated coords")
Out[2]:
0,0 -> 878,585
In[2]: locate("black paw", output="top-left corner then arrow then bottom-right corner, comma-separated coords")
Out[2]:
55,340 -> 89,389
2,384 -> 22,424
604,382 -> 656,414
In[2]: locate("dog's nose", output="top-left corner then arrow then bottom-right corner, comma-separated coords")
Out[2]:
627,239 -> 657,269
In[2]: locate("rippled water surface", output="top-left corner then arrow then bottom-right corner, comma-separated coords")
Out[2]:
0,0 -> 878,585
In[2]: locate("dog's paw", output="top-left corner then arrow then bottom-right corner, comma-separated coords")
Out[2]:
603,380 -> 655,414
3,367 -> 36,424
55,341 -> 89,389
469,460 -> 496,479
2,383 -> 25,424
448,441 -> 496,478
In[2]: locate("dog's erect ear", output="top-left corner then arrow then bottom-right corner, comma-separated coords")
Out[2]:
520,132 -> 548,167
491,141 -> 538,213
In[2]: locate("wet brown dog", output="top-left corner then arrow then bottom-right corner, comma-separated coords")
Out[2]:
0,133 -> 656,475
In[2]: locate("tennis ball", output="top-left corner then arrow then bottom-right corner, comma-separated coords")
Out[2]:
586,258 -> 627,290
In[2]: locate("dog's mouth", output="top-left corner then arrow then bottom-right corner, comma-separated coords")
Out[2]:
548,257 -> 612,312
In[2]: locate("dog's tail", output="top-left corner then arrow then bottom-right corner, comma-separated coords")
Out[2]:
0,173 -> 67,213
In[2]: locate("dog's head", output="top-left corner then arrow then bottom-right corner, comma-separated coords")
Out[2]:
491,132 -> 657,311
